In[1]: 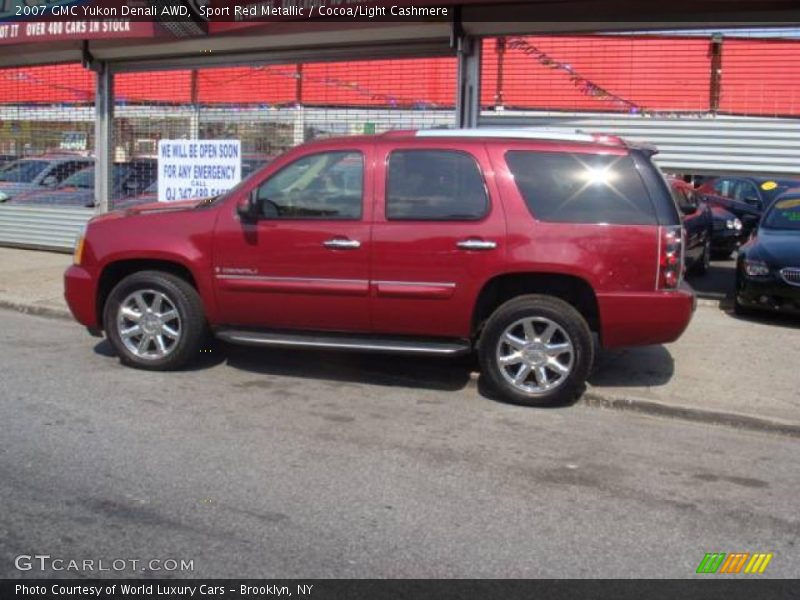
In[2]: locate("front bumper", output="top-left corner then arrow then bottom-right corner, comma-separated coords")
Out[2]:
597,282 -> 696,348
64,265 -> 99,329
737,275 -> 800,314
711,228 -> 744,255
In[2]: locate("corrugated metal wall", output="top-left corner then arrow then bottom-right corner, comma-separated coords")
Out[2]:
479,111 -> 800,176
0,205 -> 91,251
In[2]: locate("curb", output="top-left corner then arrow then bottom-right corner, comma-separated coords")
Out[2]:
0,299 -> 72,321
695,297 -> 722,308
582,391 -> 800,439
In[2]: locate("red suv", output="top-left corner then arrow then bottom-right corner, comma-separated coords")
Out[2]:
65,129 -> 694,406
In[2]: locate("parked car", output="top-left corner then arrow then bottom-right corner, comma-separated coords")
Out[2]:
64,129 -> 695,407
113,180 -> 157,210
242,154 -> 272,179
111,156 -> 271,210
0,155 -> 94,202
10,162 -> 156,208
670,178 -> 712,274
697,175 -> 800,238
735,189 -> 800,316
708,204 -> 745,259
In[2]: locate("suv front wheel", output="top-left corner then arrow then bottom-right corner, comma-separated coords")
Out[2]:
479,295 -> 594,407
103,270 -> 207,370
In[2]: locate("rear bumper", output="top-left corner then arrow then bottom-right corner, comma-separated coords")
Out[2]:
597,283 -> 695,348
64,265 -> 99,329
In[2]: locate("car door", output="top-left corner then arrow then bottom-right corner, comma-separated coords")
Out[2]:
212,144 -> 373,332
41,160 -> 92,188
370,141 -> 505,338
730,179 -> 764,232
673,185 -> 703,264
702,177 -> 735,211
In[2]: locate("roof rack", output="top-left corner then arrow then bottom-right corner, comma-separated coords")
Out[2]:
415,128 -> 601,144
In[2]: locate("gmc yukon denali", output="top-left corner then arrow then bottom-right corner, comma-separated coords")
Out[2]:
64,129 -> 695,406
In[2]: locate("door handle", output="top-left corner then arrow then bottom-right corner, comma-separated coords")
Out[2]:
456,239 -> 497,251
323,238 -> 361,250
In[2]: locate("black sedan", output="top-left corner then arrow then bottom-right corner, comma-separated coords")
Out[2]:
735,190 -> 800,316
698,175 -> 800,239
709,204 -> 745,259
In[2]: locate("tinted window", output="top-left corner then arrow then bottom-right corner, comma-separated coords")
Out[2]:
386,150 -> 488,220
505,151 -> 656,225
733,180 -> 760,205
0,160 -> 49,183
60,167 -> 96,189
255,151 -> 363,219
713,179 -> 732,197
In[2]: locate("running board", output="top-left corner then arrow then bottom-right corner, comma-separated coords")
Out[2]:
215,329 -> 472,356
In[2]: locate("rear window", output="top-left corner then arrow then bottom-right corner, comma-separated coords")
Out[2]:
505,151 -> 656,225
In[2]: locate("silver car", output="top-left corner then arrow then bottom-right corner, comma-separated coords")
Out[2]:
0,156 -> 93,202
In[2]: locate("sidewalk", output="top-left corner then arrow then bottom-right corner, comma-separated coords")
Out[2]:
0,247 -> 72,320
0,246 -> 798,436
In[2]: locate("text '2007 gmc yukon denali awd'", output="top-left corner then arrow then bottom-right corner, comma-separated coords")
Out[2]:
65,129 -> 695,406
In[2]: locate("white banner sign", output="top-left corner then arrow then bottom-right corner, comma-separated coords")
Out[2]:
158,139 -> 242,202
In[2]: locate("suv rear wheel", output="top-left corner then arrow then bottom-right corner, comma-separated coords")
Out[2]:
479,295 -> 594,406
103,271 -> 206,370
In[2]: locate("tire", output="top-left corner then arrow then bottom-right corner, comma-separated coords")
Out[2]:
478,295 -> 594,407
733,272 -> 753,316
711,248 -> 733,261
103,270 -> 207,370
733,297 -> 751,316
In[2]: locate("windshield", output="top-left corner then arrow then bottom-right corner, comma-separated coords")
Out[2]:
762,180 -> 800,205
60,165 -> 132,190
60,167 -> 95,189
0,160 -> 49,183
763,197 -> 800,231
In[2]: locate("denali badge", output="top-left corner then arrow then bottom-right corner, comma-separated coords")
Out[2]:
219,267 -> 258,275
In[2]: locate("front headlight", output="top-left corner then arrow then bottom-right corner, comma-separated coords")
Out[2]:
743,260 -> 769,277
73,224 -> 87,266
726,218 -> 743,231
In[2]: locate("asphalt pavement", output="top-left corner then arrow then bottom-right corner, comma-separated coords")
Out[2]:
1,247 -> 799,435
1,310 -> 798,578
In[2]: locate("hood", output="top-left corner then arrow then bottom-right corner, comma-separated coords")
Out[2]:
751,229 -> 800,266
9,188 -> 94,207
0,182 -> 38,200
709,205 -> 736,220
121,198 -> 204,216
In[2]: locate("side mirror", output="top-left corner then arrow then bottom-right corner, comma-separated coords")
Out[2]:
743,196 -> 761,208
679,202 -> 698,215
41,175 -> 58,187
236,190 -> 259,221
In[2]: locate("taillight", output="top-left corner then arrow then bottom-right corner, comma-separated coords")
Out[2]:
658,225 -> 684,290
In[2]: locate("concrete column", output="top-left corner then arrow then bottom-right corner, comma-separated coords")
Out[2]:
94,63 -> 114,214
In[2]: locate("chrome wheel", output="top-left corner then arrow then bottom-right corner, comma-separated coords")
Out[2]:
116,289 -> 181,360
496,316 -> 575,396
